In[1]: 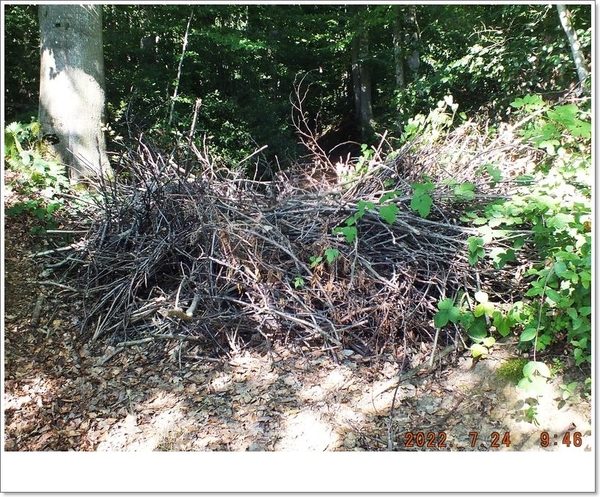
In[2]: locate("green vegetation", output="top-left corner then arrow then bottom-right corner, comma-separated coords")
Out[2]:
4,120 -> 69,234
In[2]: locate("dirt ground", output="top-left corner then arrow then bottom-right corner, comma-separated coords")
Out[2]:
3,212 -> 593,454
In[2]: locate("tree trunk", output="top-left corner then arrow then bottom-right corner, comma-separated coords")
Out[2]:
38,4 -> 112,182
351,29 -> 374,140
392,5 -> 405,89
556,4 -> 590,95
406,6 -> 421,76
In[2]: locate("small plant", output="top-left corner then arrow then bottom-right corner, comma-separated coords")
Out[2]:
523,400 -> 540,427
410,180 -> 435,218
310,248 -> 340,268
293,276 -> 305,289
550,357 -> 565,375
558,381 -> 578,401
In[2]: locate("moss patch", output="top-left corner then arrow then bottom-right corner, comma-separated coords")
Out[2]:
496,358 -> 528,384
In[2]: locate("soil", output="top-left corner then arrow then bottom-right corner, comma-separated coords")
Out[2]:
3,211 -> 593,454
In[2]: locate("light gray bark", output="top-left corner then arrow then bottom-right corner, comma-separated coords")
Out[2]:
556,4 -> 590,95
38,4 -> 112,181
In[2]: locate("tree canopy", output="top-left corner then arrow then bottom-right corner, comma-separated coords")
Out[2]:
4,3 -> 591,167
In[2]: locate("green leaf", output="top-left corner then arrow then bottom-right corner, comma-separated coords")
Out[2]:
485,164 -> 503,183
467,316 -> 487,341
492,312 -> 512,337
434,304 -> 461,328
520,327 -> 537,342
333,226 -> 357,244
474,301 -> 494,317
553,261 -> 568,277
437,298 -> 455,310
410,192 -> 433,218
523,361 -> 551,378
378,204 -> 399,225
470,343 -> 488,358
489,248 -> 516,269
310,255 -> 323,268
518,375 -> 547,395
513,237 -> 525,250
433,311 -> 449,328
357,200 -> 374,215
544,288 -> 562,305
324,248 -> 339,264
453,182 -> 475,201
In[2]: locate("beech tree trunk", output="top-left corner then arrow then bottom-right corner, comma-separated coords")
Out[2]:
38,4 -> 112,181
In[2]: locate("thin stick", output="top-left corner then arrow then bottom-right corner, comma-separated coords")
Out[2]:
168,8 -> 194,129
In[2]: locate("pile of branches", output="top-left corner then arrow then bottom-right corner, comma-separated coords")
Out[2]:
39,120 -> 537,362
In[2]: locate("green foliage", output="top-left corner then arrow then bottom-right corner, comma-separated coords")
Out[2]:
467,237 -> 485,265
559,381 -> 578,401
402,95 -> 460,144
4,120 -> 69,233
410,181 -> 435,218
433,298 -> 461,328
439,95 -> 591,385
5,4 -> 592,157
523,401 -> 540,426
310,248 -> 339,268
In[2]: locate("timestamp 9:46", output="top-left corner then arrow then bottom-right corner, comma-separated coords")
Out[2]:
540,431 -> 583,448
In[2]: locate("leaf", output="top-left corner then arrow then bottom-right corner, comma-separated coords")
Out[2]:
485,164 -> 503,183
410,192 -> 433,218
470,343 -> 488,358
357,200 -> 374,215
467,316 -> 487,341
523,361 -> 551,379
433,299 -> 461,327
433,311 -> 449,328
333,226 -> 357,243
482,336 -> 495,347
489,248 -> 516,269
474,291 -> 488,303
544,288 -> 562,305
518,375 -> 547,395
474,302 -> 494,317
453,182 -> 475,201
493,312 -> 512,337
437,298 -> 455,310
324,248 -> 339,264
309,256 -> 323,268
378,204 -> 399,225
520,327 -> 537,342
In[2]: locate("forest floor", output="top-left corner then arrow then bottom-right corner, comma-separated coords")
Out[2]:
3,212 -> 593,453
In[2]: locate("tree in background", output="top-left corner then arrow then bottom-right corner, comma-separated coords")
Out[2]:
38,4 -> 112,181
556,4 -> 590,95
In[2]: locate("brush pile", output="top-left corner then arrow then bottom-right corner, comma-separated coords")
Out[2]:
39,120 -> 538,362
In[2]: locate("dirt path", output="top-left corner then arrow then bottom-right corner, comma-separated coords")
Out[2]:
3,215 -> 592,453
